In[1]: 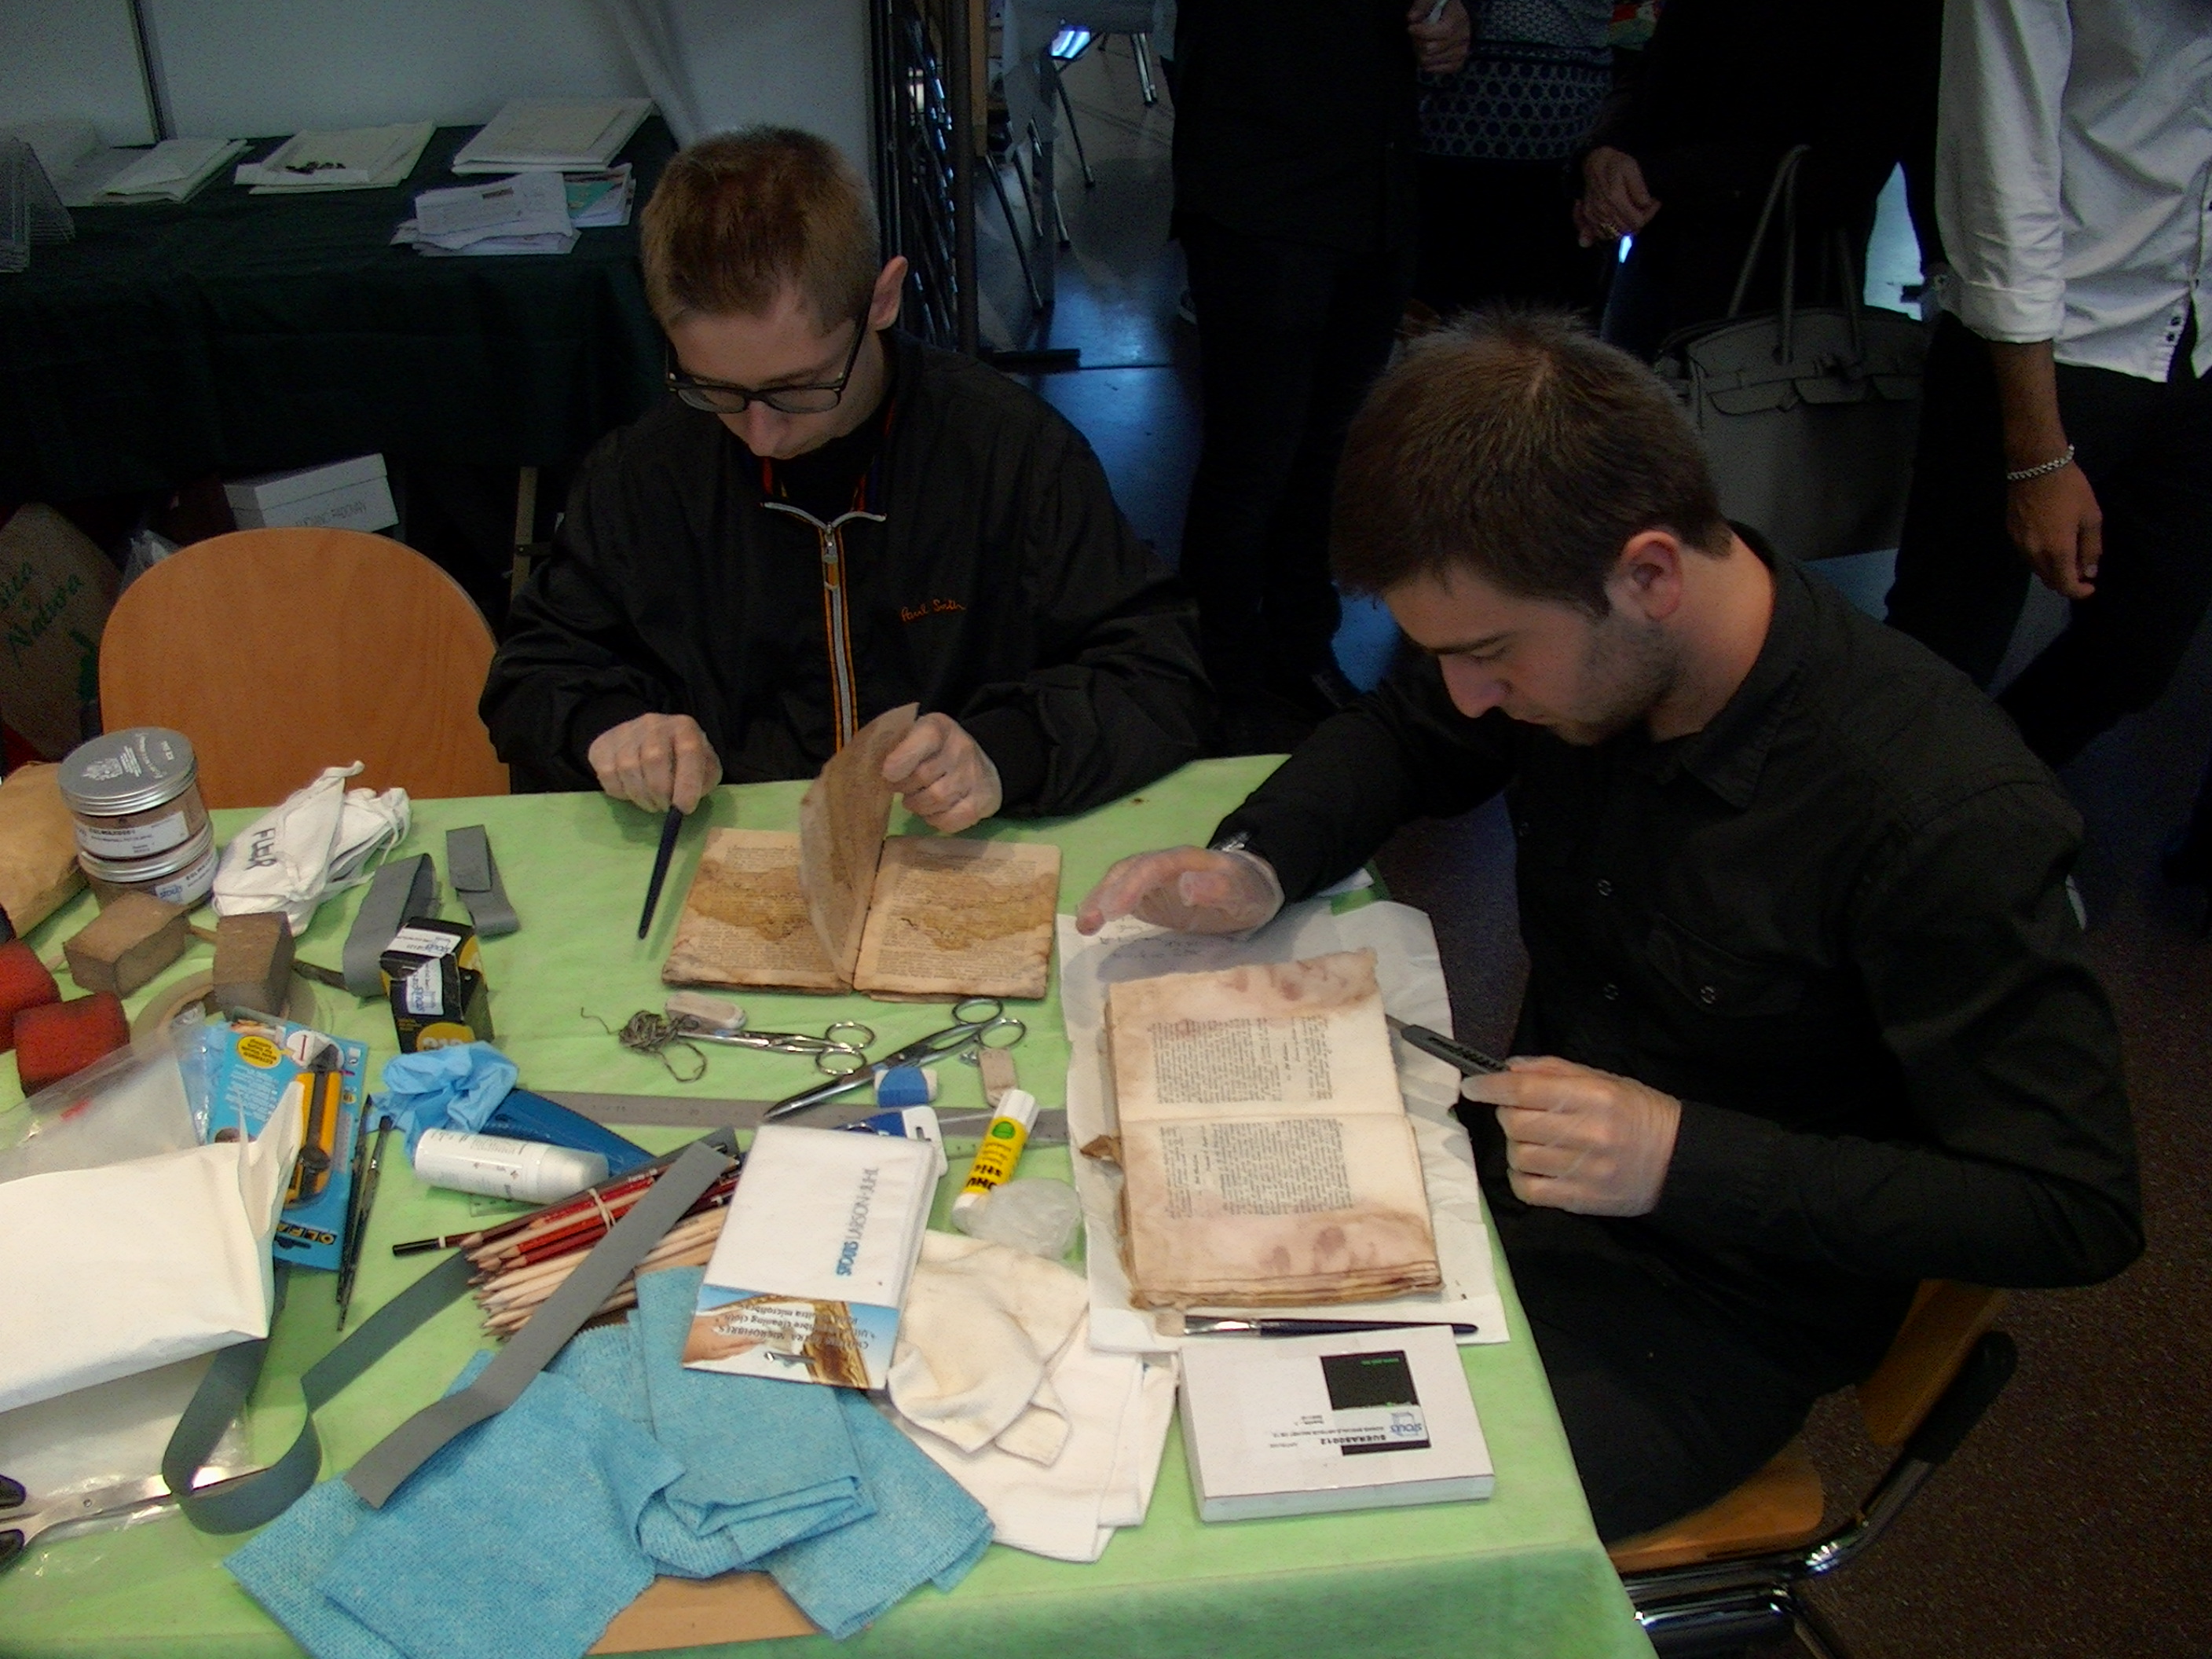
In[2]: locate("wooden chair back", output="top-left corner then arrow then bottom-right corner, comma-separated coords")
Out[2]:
1607,1281 -> 2006,1573
99,529 -> 509,809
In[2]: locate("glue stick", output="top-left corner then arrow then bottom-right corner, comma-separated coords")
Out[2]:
950,1089 -> 1038,1220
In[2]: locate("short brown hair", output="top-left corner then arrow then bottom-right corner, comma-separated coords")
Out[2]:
1331,309 -> 1728,613
640,126 -> 881,330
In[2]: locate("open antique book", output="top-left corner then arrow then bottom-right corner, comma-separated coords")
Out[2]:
661,705 -> 1060,999
1098,948 -> 1442,1309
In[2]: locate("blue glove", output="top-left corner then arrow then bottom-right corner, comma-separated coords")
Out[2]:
379,1043 -> 520,1154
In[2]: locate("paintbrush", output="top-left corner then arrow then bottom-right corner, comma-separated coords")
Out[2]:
637,805 -> 683,939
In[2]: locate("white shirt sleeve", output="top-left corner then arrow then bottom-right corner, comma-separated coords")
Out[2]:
1935,0 -> 2073,344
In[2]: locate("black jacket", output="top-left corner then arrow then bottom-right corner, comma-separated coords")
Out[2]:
1218,555 -> 2141,1383
482,334 -> 1211,813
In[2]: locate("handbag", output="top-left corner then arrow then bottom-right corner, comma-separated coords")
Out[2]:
1653,145 -> 1928,563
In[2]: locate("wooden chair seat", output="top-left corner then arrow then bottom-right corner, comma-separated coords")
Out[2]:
1606,1441 -> 1827,1574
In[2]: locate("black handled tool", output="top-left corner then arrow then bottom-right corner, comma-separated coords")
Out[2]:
1385,1015 -> 1507,1076
636,805 -> 684,939
335,1114 -> 393,1330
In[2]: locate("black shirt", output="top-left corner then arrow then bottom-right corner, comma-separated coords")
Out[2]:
1217,555 -> 2141,1382
1171,0 -> 1423,253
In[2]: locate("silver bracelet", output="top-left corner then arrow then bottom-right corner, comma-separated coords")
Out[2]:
2005,444 -> 2075,483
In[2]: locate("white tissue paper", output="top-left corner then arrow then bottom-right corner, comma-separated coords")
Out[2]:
211,763 -> 410,933
0,1086 -> 301,1412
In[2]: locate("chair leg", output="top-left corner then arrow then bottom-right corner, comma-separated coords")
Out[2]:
1131,33 -> 1159,104
986,162 -> 1046,316
1057,78 -> 1096,188
1788,1592 -> 1855,1659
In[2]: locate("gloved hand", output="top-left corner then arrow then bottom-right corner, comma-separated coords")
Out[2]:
1075,846 -> 1285,936
881,712 -> 1003,833
1460,1055 -> 1681,1217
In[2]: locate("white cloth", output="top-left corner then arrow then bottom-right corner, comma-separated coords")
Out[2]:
1932,0 -> 2212,383
211,764 -> 410,934
897,1316 -> 1178,1563
889,1231 -> 1090,1463
0,1090 -> 299,1412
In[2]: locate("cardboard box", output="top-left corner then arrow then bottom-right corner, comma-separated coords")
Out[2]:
223,454 -> 397,533
379,917 -> 493,1053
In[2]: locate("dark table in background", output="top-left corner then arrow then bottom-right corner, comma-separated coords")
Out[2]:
0,119 -> 676,507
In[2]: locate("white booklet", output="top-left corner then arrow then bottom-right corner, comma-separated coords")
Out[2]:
1179,1324 -> 1492,1522
683,1124 -> 937,1390
452,98 -> 653,173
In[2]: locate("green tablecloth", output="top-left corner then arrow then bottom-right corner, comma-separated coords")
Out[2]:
0,760 -> 1649,1658
0,121 -> 672,504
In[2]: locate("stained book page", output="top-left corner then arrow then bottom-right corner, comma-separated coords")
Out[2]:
1104,950 -> 1401,1126
661,830 -> 844,991
852,837 -> 1060,998
798,704 -> 917,984
1118,1112 -> 1440,1309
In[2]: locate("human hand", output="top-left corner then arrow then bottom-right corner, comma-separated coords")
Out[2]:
588,712 -> 723,814
1407,0 -> 1470,75
881,712 -> 1003,833
2006,463 -> 2103,600
1461,1055 -> 1681,1216
1577,146 -> 1660,246
1075,845 -> 1285,936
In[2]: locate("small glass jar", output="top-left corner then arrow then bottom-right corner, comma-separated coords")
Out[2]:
60,728 -> 210,865
82,822 -> 219,909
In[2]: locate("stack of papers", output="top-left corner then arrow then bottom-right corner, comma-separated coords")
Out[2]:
451,98 -> 652,174
393,171 -> 577,257
235,123 -> 433,193
0,137 -> 72,273
97,137 -> 248,204
564,163 -> 634,228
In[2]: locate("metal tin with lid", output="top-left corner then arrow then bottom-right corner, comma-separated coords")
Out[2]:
59,728 -> 209,862
81,821 -> 219,909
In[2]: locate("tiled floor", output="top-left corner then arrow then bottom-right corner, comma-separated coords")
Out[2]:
981,41 -> 2212,1659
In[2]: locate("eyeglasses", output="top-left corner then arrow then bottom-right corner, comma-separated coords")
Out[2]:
665,311 -> 871,415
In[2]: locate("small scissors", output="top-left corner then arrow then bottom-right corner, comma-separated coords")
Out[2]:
764,998 -> 1025,1122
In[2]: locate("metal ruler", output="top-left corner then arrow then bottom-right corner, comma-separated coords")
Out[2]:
541,1090 -> 1069,1144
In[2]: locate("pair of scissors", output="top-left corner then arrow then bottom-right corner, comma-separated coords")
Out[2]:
763,998 -> 1025,1122
1,1466 -> 256,1573
675,1016 -> 877,1074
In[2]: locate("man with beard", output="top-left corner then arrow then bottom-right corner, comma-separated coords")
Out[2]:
1075,310 -> 2141,1543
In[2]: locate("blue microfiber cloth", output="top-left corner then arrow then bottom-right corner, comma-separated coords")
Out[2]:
379,1042 -> 520,1154
226,1357 -> 679,1659
548,1320 -> 651,1427
631,1266 -> 872,1574
764,1389 -> 994,1640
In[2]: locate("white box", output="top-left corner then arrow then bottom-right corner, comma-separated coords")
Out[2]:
1179,1324 -> 1494,1522
223,455 -> 397,533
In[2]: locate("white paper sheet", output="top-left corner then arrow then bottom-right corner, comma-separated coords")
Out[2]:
0,1093 -> 299,1412
1058,899 -> 1510,1353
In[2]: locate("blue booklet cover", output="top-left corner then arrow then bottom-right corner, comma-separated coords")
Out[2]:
184,1012 -> 369,1272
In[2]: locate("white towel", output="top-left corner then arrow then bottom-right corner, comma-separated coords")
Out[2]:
888,1232 -> 1088,1463
211,764 -> 409,933
895,1318 -> 1177,1562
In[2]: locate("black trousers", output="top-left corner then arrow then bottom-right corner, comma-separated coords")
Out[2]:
1492,1199 -> 1827,1543
1888,313 -> 2212,767
1177,218 -> 1412,687
1413,155 -> 1609,321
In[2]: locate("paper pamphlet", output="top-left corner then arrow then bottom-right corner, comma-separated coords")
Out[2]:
452,99 -> 653,174
236,123 -> 432,193
685,1124 -> 936,1390
1103,950 -> 1441,1309
663,705 -> 1060,999
1058,901 -> 1508,1351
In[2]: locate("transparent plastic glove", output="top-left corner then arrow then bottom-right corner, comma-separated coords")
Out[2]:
954,1178 -> 1084,1259
1074,845 -> 1284,936
1461,1055 -> 1681,1217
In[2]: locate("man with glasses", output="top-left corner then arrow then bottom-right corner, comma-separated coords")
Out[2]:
482,127 -> 1210,830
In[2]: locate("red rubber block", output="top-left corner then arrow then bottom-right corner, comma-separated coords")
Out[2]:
0,940 -> 60,1052
16,992 -> 130,1096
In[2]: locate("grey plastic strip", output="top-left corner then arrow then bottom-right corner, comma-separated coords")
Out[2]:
341,853 -> 438,997
344,1139 -> 734,1508
445,825 -> 518,937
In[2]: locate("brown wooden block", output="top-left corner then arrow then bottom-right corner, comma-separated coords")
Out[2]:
211,911 -> 296,1015
60,892 -> 191,998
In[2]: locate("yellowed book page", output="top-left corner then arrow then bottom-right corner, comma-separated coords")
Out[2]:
1103,949 -> 1401,1125
661,829 -> 845,991
851,837 -> 1060,999
1119,1111 -> 1440,1308
798,703 -> 917,983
